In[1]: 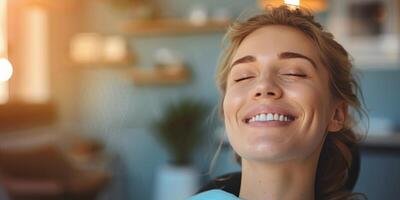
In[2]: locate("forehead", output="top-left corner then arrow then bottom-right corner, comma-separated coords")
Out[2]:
233,25 -> 320,62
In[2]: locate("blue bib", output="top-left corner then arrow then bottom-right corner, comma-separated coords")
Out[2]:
188,189 -> 240,200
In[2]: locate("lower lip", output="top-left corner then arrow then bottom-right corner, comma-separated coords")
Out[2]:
245,120 -> 294,127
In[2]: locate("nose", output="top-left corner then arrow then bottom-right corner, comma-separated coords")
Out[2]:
252,76 -> 282,100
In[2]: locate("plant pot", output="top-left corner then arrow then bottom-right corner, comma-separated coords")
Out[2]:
154,164 -> 199,200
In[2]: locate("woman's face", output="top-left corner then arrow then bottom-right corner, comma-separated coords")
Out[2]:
223,25 -> 345,163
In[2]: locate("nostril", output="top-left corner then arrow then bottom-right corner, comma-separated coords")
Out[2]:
255,92 -> 262,97
267,92 -> 275,96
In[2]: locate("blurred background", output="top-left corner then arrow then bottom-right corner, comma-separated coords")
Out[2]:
0,0 -> 399,199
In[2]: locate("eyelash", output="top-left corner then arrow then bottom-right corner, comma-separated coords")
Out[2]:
234,76 -> 254,82
283,73 -> 307,77
234,73 -> 307,82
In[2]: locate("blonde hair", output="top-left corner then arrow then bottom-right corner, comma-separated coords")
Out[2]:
215,5 -> 367,200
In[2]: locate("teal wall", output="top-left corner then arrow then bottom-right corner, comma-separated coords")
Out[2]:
79,0 -> 400,199
360,70 -> 400,125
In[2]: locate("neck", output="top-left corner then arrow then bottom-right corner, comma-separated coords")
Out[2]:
239,149 -> 321,200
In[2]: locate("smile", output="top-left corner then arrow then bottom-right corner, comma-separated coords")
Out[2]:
246,113 -> 296,123
245,112 -> 296,124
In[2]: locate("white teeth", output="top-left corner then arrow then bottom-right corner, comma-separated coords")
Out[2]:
248,113 -> 294,123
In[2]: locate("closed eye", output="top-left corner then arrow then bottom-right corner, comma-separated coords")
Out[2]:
282,73 -> 307,77
234,76 -> 255,82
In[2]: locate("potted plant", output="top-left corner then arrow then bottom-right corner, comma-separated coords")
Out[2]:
152,98 -> 208,200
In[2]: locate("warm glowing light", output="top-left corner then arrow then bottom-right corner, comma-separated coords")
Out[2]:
284,0 -> 300,6
0,0 -> 7,55
259,0 -> 327,12
0,0 -> 10,104
0,81 -> 8,104
0,58 -> 12,82
20,6 -> 50,103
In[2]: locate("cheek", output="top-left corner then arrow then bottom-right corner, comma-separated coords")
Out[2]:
223,86 -> 248,144
290,80 -> 333,137
288,80 -> 330,113
280,85 -> 329,159
306,83 -> 333,123
223,86 -> 247,119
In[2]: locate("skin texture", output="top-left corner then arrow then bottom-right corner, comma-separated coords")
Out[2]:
222,25 -> 347,200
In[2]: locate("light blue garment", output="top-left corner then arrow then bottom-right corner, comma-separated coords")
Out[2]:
188,189 -> 241,200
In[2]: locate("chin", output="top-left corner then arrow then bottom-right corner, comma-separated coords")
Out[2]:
236,143 -> 296,162
238,141 -> 322,163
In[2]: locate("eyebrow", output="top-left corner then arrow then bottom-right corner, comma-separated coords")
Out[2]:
278,51 -> 317,70
230,55 -> 256,68
230,51 -> 317,70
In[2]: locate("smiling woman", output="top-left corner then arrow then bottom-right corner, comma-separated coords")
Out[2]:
224,24 -> 334,160
190,5 -> 367,200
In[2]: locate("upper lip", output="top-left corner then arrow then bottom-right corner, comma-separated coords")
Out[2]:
242,104 -> 298,123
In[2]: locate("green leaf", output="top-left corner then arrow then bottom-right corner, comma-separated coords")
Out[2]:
152,98 -> 209,166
